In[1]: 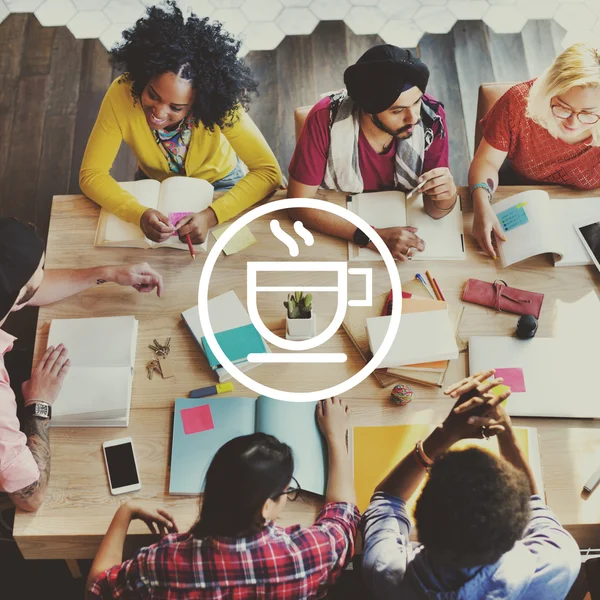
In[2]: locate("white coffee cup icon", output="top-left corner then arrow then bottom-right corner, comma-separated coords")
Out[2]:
247,261 -> 372,363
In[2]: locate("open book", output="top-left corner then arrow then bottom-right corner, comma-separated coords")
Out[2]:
170,396 -> 326,495
94,177 -> 214,250
492,190 -> 600,267
350,423 -> 543,513
346,190 -> 465,261
46,316 -> 138,427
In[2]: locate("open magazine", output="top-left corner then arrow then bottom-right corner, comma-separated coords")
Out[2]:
492,190 -> 600,267
94,177 -> 214,250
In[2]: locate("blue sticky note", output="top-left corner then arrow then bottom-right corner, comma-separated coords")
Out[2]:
497,203 -> 529,232
201,324 -> 265,369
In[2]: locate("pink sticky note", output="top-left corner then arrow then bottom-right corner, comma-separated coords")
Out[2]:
169,212 -> 193,237
494,368 -> 526,393
180,404 -> 215,435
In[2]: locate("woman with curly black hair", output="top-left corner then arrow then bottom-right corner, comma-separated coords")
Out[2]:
80,1 -> 281,244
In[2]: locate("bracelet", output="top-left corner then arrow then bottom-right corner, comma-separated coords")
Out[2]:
414,440 -> 434,469
431,197 -> 457,212
470,182 -> 493,201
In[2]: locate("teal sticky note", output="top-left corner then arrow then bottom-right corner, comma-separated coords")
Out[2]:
201,324 -> 265,369
498,203 -> 529,232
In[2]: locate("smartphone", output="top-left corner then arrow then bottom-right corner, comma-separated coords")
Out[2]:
102,437 -> 141,495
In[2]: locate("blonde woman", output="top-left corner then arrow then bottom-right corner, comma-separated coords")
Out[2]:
470,43 -> 600,257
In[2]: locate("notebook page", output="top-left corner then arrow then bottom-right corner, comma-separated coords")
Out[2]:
492,190 -> 554,267
102,180 -> 161,244
51,366 -> 132,417
349,191 -> 407,261
170,397 -> 257,494
366,310 -> 458,368
256,397 -> 326,496
47,316 -> 138,368
406,194 -> 465,260
157,177 -> 214,250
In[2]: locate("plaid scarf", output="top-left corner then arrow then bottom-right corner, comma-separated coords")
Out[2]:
322,90 -> 444,194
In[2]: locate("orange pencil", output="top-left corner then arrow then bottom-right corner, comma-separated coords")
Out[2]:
425,270 -> 442,301
185,234 -> 196,260
432,277 -> 445,301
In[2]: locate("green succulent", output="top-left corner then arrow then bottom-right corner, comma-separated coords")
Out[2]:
284,291 -> 313,319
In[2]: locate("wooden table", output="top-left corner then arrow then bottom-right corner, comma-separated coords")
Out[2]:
13,186 -> 600,559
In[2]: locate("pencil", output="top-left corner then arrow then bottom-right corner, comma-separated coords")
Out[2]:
185,234 -> 196,260
432,277 -> 445,301
425,270 -> 442,301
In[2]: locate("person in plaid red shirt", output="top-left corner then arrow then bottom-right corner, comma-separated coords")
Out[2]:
469,43 -> 600,257
86,398 -> 359,599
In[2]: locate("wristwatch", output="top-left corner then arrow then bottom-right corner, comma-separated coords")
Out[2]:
24,402 -> 52,420
353,227 -> 370,248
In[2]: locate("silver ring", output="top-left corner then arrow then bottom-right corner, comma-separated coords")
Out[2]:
481,426 -> 489,440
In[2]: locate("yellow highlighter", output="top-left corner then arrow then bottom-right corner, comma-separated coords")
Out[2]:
189,382 -> 234,399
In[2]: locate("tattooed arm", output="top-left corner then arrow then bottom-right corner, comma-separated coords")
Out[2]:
8,416 -> 50,512
7,344 -> 70,512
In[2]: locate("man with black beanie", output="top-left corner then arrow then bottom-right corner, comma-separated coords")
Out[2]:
288,44 -> 457,261
0,218 -> 163,511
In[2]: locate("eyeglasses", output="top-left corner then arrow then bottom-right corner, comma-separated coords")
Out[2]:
551,104 -> 600,125
273,476 -> 301,502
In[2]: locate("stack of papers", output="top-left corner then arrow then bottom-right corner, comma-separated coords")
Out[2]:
182,291 -> 269,383
367,298 -> 459,369
47,316 -> 138,427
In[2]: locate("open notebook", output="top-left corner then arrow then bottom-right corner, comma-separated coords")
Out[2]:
347,190 -> 465,261
351,423 -> 543,513
492,190 -> 600,267
46,316 -> 138,427
170,396 -> 326,495
94,177 -> 214,250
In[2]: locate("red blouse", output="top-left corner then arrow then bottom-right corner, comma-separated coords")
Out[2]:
481,79 -> 600,189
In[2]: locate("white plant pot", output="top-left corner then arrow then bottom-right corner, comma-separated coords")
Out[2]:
286,311 -> 316,340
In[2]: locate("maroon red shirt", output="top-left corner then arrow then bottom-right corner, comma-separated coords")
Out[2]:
289,95 -> 449,191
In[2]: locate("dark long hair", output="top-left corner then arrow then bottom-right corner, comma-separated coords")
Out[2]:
191,433 -> 294,538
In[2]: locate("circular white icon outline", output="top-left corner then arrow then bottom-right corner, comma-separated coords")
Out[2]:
198,198 -> 402,402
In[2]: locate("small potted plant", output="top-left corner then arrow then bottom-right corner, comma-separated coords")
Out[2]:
284,291 -> 316,340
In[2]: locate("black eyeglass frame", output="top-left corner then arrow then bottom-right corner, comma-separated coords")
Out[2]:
272,476 -> 301,502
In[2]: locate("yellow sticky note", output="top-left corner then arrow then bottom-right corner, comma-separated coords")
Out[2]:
212,224 -> 257,256
491,384 -> 511,405
515,201 -> 528,208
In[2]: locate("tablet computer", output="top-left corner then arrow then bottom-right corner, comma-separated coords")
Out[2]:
574,217 -> 600,272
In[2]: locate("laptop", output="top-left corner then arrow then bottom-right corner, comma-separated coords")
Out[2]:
469,336 -> 599,419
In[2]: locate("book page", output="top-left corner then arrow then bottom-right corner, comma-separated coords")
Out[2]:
156,177 -> 214,250
492,190 -> 554,267
347,191 -> 407,261
551,198 -> 600,266
406,194 -> 465,260
100,180 -> 161,245
256,397 -> 327,496
47,316 -> 138,368
169,397 -> 257,495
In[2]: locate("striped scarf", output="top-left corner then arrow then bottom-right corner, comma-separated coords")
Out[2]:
322,90 -> 444,194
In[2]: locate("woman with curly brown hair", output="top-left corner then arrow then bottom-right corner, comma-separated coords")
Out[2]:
80,1 -> 281,245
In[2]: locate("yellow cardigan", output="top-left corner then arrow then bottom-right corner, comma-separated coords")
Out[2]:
80,77 -> 282,225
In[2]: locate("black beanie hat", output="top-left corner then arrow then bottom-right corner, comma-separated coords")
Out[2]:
344,44 -> 430,114
0,218 -> 45,320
